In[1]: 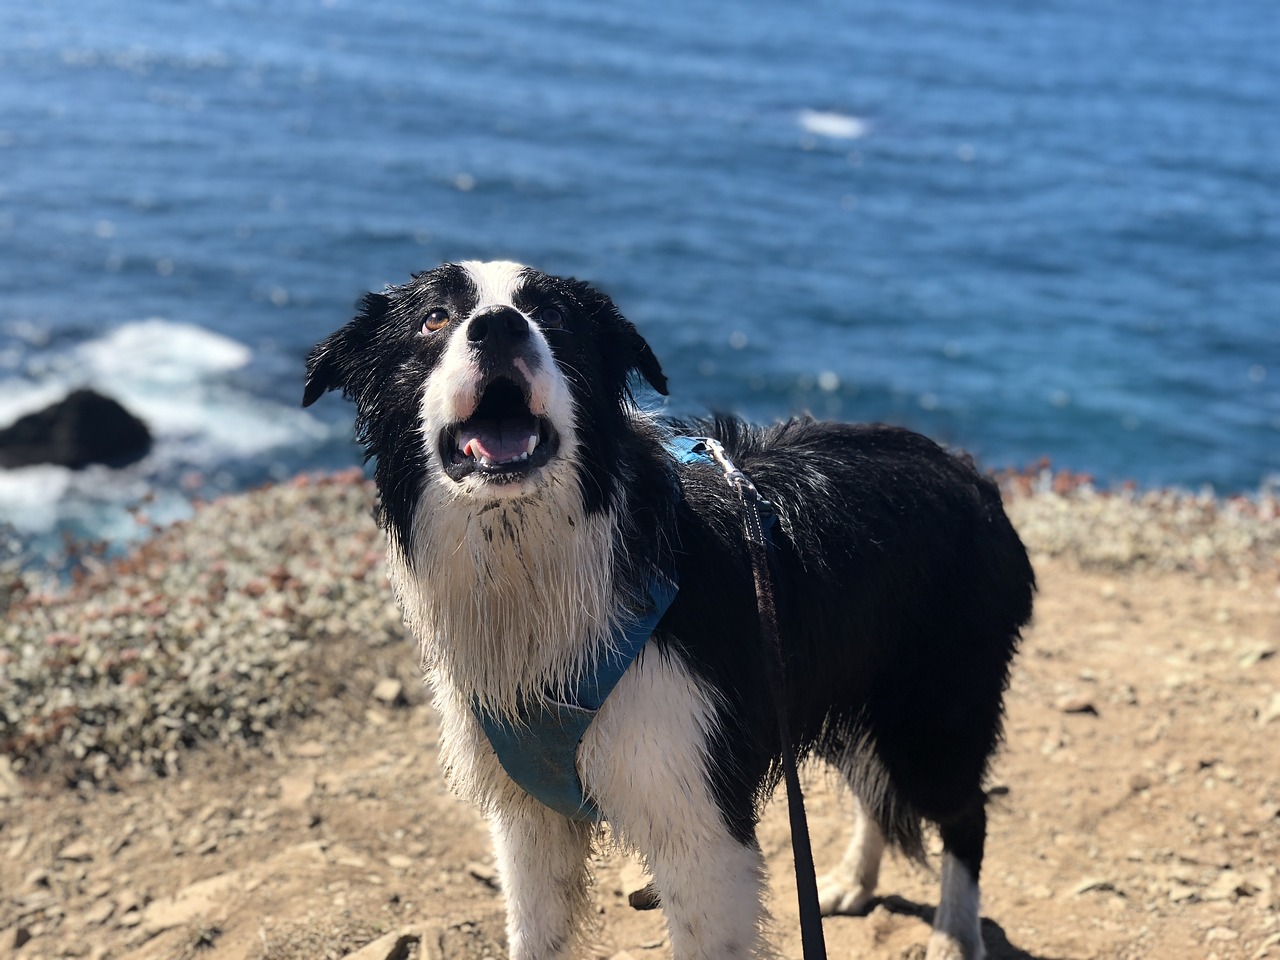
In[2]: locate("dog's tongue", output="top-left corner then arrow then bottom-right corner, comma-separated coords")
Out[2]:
462,419 -> 535,464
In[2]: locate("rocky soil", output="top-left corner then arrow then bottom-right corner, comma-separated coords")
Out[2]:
1,473 -> 1277,960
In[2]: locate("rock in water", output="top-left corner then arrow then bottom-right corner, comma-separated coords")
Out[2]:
0,388 -> 152,469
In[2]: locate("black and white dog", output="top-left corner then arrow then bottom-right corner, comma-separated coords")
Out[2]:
303,261 -> 1035,960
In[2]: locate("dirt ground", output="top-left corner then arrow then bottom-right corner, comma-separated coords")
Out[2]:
2,555 -> 1277,960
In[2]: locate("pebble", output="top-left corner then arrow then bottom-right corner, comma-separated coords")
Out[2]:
628,882 -> 662,910
139,872 -> 241,935
373,678 -> 405,705
1055,694 -> 1099,715
466,861 -> 499,888
1205,927 -> 1239,942
82,900 -> 115,926
342,927 -> 424,960
1239,645 -> 1276,668
0,755 -> 22,798
1261,693 -> 1280,726
1204,870 -> 1261,901
277,774 -> 315,810
25,867 -> 50,888
57,840 -> 93,862
1072,877 -> 1122,897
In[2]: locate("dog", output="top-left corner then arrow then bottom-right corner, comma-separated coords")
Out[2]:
303,260 -> 1035,960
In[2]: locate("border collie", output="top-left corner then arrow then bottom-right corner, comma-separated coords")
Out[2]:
303,261 -> 1035,960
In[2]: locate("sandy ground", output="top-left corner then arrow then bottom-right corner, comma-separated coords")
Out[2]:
2,553 -> 1278,960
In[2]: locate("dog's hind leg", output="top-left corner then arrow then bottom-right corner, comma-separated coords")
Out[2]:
489,801 -> 593,960
927,800 -> 986,960
816,791 -> 885,916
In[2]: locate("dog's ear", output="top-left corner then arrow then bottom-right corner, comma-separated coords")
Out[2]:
620,324 -> 668,396
302,292 -> 391,407
576,282 -> 669,397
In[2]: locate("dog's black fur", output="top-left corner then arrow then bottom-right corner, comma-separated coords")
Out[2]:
304,261 -> 1035,957
658,415 -> 1034,874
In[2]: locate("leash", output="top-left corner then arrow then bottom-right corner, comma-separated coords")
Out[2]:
696,437 -> 828,960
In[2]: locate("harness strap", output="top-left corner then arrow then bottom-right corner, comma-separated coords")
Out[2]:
475,571 -> 677,822
665,434 -> 716,466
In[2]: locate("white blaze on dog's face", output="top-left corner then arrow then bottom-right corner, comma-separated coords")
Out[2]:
419,260 -> 577,500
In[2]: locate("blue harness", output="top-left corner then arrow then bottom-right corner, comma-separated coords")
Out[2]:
473,436 -> 714,821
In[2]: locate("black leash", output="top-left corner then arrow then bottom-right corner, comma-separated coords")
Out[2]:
699,438 -> 828,960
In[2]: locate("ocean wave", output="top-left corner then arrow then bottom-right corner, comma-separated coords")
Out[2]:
0,319 -> 335,540
797,109 -> 869,140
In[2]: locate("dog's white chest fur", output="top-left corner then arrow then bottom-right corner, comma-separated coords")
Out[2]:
386,487 -> 621,714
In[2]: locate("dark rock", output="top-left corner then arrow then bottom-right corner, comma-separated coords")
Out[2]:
0,388 -> 152,469
628,881 -> 662,910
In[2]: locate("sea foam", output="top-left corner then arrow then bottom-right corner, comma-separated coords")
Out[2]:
0,319 -> 334,540
797,109 -> 869,140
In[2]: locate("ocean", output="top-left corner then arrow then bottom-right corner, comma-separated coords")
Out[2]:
1,0 -> 1277,550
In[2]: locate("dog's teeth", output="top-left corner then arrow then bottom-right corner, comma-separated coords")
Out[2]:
526,434 -> 538,456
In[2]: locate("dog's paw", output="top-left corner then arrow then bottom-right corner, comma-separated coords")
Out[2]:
925,930 -> 984,960
816,873 -> 876,916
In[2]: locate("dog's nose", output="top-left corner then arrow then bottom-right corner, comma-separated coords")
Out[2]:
467,306 -> 529,346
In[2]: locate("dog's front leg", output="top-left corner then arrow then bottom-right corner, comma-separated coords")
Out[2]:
581,649 -> 769,960
489,800 -> 594,960
433,688 -> 594,960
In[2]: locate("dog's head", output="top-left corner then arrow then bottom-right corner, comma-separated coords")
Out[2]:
304,261 -> 667,533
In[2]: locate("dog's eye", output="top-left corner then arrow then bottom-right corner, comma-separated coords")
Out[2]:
422,309 -> 450,333
538,306 -> 565,329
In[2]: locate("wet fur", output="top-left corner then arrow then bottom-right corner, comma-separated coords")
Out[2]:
304,261 -> 1035,960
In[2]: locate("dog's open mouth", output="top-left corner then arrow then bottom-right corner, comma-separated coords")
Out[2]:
439,377 -> 560,483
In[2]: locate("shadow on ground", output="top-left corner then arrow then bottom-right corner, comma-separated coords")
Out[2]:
873,895 -> 1076,960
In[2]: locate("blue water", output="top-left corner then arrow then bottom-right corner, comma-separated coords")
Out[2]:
2,0 -> 1277,544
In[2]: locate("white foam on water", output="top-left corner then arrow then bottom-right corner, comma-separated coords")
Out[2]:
0,463 -> 192,543
798,109 -> 869,140
77,318 -> 253,380
0,319 -> 337,539
0,466 -> 71,535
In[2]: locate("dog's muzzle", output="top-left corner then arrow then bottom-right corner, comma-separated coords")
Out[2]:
436,306 -> 564,484
440,376 -> 560,483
